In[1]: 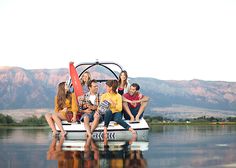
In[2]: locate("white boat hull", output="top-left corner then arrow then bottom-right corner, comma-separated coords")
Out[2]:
55,118 -> 149,141
62,140 -> 149,151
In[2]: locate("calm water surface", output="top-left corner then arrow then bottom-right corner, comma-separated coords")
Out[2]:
0,125 -> 236,168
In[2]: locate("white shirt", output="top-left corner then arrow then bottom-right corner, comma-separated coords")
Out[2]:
89,95 -> 96,105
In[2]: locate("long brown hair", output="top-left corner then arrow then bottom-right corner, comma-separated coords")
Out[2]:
81,71 -> 91,85
118,70 -> 128,88
106,80 -> 118,93
57,82 -> 72,110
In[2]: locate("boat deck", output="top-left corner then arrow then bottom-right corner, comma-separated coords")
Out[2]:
55,118 -> 149,141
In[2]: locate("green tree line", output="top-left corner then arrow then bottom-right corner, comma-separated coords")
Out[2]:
0,113 -> 47,126
144,115 -> 236,124
1,113 -> 236,126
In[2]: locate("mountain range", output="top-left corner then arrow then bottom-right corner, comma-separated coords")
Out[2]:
0,66 -> 236,118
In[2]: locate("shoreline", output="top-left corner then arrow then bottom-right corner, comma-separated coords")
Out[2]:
1,121 -> 236,127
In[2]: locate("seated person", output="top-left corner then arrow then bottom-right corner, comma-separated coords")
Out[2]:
79,79 -> 100,137
122,83 -> 149,122
45,81 -> 78,137
99,80 -> 136,139
117,70 -> 130,95
80,71 -> 91,93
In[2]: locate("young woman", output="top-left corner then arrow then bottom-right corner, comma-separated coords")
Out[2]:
101,80 -> 136,139
45,82 -> 78,137
118,70 -> 130,95
80,71 -> 91,93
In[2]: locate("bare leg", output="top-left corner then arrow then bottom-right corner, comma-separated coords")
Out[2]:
135,102 -> 148,121
90,115 -> 100,133
84,116 -> 92,137
84,135 -> 92,150
123,102 -> 134,122
103,127 -> 108,139
128,127 -> 137,139
45,113 -> 57,136
52,113 -> 67,137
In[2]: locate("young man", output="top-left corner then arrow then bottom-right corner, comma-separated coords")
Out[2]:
122,83 -> 149,122
79,79 -> 100,137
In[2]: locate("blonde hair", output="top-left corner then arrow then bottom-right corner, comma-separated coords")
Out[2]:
81,71 -> 91,85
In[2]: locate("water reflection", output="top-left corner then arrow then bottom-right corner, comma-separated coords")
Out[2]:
47,136 -> 148,168
0,127 -> 49,144
1,126 -> 236,168
148,125 -> 236,168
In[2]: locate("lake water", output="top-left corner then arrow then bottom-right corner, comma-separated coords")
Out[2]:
0,125 -> 236,168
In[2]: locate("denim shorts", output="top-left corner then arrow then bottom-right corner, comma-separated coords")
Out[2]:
80,111 -> 95,122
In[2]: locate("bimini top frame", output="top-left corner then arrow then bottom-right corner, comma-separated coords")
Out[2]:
75,60 -> 123,82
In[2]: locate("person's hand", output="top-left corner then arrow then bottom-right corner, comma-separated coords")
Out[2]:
83,103 -> 88,109
87,104 -> 93,110
130,101 -> 137,107
78,96 -> 84,101
135,115 -> 140,122
71,115 -> 77,122
84,108 -> 92,113
62,108 -> 68,113
130,115 -> 135,122
78,96 -> 85,106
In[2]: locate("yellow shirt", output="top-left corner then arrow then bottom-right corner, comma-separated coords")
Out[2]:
100,92 -> 122,113
54,92 -> 78,117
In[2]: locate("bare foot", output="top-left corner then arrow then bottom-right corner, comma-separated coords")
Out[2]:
135,117 -> 140,122
60,131 -> 67,137
130,117 -> 135,122
52,131 -> 58,137
129,134 -> 137,144
131,130 -> 137,138
87,132 -> 92,138
104,137 -> 108,147
103,130 -> 107,139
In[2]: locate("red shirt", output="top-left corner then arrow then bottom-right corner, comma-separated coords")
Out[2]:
123,92 -> 143,108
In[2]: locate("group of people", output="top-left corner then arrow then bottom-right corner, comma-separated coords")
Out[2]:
45,70 -> 149,139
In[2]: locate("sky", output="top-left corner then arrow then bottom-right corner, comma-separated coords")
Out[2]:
0,0 -> 236,82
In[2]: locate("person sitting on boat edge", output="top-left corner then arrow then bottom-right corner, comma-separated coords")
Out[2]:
80,71 -> 91,93
98,80 -> 136,139
79,79 -> 101,137
45,81 -> 79,137
117,70 -> 130,95
122,83 -> 149,122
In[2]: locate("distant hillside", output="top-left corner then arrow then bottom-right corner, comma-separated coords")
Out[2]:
132,77 -> 236,115
0,66 -> 68,109
0,66 -> 236,117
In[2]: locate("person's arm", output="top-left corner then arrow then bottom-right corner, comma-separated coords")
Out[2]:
89,104 -> 98,111
133,93 -> 149,103
81,108 -> 92,113
71,93 -> 78,122
122,96 -> 132,103
136,95 -> 149,103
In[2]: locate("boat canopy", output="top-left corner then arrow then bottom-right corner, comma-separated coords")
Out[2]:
75,60 -> 123,83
